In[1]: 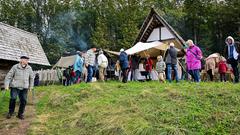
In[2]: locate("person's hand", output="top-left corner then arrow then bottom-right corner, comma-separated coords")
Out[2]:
85,64 -> 89,67
29,88 -> 32,91
5,87 -> 9,91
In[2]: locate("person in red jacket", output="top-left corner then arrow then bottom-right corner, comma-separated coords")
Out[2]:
145,54 -> 153,81
218,56 -> 228,82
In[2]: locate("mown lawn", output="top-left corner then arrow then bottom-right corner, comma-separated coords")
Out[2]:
1,81 -> 240,134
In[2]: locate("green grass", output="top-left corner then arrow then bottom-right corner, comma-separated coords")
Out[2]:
0,90 -> 9,116
1,81 -> 240,134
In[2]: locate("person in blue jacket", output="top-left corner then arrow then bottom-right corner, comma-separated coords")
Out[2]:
73,52 -> 84,83
119,48 -> 129,83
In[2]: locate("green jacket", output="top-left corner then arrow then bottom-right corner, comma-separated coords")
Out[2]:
5,63 -> 34,89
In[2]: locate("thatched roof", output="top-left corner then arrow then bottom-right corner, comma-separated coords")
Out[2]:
134,8 -> 185,49
0,22 -> 50,66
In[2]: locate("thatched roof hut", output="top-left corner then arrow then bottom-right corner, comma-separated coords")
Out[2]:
0,22 -> 50,89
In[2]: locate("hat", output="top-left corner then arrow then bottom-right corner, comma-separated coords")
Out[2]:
120,48 -> 124,52
20,55 -> 29,59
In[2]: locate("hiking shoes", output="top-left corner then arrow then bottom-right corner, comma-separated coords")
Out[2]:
16,115 -> 24,120
6,113 -> 12,119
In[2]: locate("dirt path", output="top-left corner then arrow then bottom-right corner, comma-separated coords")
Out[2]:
0,91 -> 40,135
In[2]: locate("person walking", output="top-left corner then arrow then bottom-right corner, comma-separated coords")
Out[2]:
165,42 -> 179,83
119,48 -> 129,83
224,36 -> 240,83
156,55 -> 166,83
186,40 -> 203,82
4,55 -> 34,120
97,50 -> 108,81
85,48 -> 96,83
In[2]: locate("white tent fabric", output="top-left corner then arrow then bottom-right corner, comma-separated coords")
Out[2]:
105,41 -> 178,57
105,50 -> 120,56
53,55 -> 77,68
125,41 -> 165,55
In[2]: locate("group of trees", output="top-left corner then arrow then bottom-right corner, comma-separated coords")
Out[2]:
0,0 -> 239,64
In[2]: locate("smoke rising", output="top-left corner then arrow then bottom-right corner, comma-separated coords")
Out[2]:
48,10 -> 93,51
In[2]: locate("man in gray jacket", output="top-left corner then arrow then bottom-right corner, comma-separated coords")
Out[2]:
165,42 -> 179,83
5,55 -> 34,119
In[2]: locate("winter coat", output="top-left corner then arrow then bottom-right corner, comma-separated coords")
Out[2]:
5,64 -> 34,89
156,60 -> 166,73
218,61 -> 228,73
224,37 -> 240,61
85,49 -> 96,66
205,58 -> 216,75
98,54 -> 108,68
119,51 -> 129,69
186,45 -> 203,70
165,46 -> 178,65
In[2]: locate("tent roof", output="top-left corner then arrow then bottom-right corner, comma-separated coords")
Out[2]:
125,41 -> 166,55
105,41 -> 177,57
0,22 -> 50,66
104,50 -> 120,56
134,8 -> 185,49
53,55 -> 77,68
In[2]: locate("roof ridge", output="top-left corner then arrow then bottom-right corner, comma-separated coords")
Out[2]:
0,22 -> 38,37
134,8 -> 185,48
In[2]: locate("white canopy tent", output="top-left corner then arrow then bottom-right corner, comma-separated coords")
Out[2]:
125,41 -> 166,55
53,55 -> 77,69
106,41 -> 171,57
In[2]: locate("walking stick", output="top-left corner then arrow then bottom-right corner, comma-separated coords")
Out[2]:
28,88 -> 35,105
32,88 -> 35,104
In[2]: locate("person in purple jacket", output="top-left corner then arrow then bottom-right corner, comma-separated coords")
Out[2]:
186,40 -> 203,82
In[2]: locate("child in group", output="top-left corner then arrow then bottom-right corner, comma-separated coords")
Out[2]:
218,56 -> 228,82
156,55 -> 166,83
114,60 -> 121,80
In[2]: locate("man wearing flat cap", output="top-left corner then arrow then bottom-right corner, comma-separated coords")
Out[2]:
4,55 -> 34,120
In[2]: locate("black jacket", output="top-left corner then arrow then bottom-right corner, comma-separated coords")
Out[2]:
165,46 -> 177,65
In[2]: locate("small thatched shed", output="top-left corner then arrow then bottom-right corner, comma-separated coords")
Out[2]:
0,22 -> 50,89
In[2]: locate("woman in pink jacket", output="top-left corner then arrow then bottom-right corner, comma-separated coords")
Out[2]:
186,40 -> 203,82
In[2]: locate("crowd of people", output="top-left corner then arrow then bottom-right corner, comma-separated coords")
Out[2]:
117,36 -> 240,84
3,36 -> 239,120
60,36 -> 239,85
62,49 -> 109,86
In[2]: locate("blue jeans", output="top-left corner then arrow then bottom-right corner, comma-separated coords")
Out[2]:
9,88 -> 28,116
167,64 -> 179,82
188,69 -> 201,82
87,65 -> 94,82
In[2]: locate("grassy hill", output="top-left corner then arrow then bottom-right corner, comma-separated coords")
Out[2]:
1,81 -> 240,134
